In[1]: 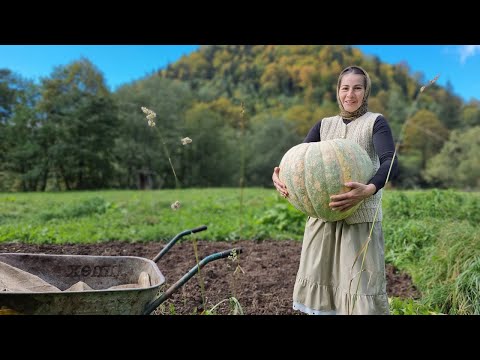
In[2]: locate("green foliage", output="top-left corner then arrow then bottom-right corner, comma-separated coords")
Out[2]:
459,100 -> 480,128
0,171 -> 17,192
36,58 -> 118,190
384,189 -> 480,225
0,189 -> 294,243
256,194 -> 307,231
388,297 -> 442,315
413,223 -> 480,315
38,196 -> 111,222
383,190 -> 480,315
154,302 -> 177,315
182,105 -> 238,187
424,126 -> 480,189
393,152 -> 423,188
245,116 -> 302,187
0,69 -> 19,122
112,76 -> 194,189
403,109 -> 449,170
451,257 -> 480,314
161,45 -> 429,119
383,219 -> 434,267
385,87 -> 409,138
0,72 -> 45,191
432,82 -> 463,129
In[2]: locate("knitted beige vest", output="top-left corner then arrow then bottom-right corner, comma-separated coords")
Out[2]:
319,111 -> 382,224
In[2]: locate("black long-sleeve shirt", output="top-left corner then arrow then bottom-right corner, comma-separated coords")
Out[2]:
303,115 -> 398,193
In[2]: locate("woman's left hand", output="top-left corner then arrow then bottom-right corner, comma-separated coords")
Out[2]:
329,182 -> 376,212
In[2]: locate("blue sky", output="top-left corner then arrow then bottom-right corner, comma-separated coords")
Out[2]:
0,45 -> 199,91
0,45 -> 478,102
356,45 -> 479,102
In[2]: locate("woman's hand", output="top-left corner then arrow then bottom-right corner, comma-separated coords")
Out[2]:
272,167 -> 288,198
329,182 -> 376,212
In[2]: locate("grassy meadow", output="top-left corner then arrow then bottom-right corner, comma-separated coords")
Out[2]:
1,188 -> 478,315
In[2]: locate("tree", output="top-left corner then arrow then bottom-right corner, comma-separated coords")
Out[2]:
459,100 -> 480,128
113,76 -> 194,189
4,80 -> 44,191
385,87 -> 409,139
0,69 -> 20,165
245,115 -> 302,186
0,69 -> 18,123
0,71 -> 46,191
403,109 -> 449,170
285,105 -> 315,137
182,105 -> 237,187
435,83 -> 463,129
37,58 -> 118,190
424,126 -> 480,189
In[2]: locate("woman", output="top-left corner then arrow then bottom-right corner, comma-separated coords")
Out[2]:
272,65 -> 398,315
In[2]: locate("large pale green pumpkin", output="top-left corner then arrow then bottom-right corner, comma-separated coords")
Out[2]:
278,139 -> 374,221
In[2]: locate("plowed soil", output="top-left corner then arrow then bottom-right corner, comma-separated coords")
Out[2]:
0,240 -> 420,315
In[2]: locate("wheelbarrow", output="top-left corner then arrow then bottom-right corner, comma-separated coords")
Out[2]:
0,225 -> 242,315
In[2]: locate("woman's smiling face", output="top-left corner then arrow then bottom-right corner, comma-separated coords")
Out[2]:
338,73 -> 365,113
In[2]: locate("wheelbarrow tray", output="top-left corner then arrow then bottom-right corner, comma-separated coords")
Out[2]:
0,252 -> 166,315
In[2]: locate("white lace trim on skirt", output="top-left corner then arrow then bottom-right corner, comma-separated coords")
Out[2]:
293,301 -> 337,315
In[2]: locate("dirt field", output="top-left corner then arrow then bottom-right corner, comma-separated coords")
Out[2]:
0,240 -> 420,315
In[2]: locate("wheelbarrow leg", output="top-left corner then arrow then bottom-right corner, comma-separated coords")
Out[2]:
143,248 -> 242,315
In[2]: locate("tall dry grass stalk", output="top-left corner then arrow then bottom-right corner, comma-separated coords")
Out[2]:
141,106 -> 210,308
141,106 -> 182,190
348,74 -> 440,315
202,250 -> 245,315
238,102 -> 247,237
204,296 -> 244,315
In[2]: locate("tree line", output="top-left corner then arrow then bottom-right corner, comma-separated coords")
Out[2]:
1,45 -> 479,192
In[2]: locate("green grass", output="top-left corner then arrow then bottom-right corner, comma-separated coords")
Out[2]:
383,189 -> 480,315
1,188 -> 479,314
0,188 -> 302,244
388,297 -> 443,315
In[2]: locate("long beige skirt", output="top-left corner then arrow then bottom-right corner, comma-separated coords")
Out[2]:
292,217 -> 390,315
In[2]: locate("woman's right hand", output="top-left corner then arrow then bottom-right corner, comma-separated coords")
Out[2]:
272,167 -> 288,198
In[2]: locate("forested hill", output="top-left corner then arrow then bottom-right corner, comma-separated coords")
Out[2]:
157,45 -> 476,136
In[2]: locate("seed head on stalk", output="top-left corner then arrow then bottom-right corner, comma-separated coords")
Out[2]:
171,200 -> 181,210
420,74 -> 440,93
181,137 -> 192,145
141,106 -> 189,210
140,106 -> 215,311
228,248 -> 245,275
141,106 -> 157,127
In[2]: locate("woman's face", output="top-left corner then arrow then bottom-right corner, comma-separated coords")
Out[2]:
339,73 -> 365,113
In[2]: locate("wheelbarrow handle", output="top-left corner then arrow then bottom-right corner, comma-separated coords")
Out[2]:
143,247 -> 243,315
190,225 -> 208,233
152,225 -> 208,263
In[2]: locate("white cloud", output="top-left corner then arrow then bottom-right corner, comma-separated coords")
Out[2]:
459,45 -> 480,64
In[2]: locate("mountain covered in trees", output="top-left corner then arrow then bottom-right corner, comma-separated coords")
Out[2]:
1,45 -> 479,192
